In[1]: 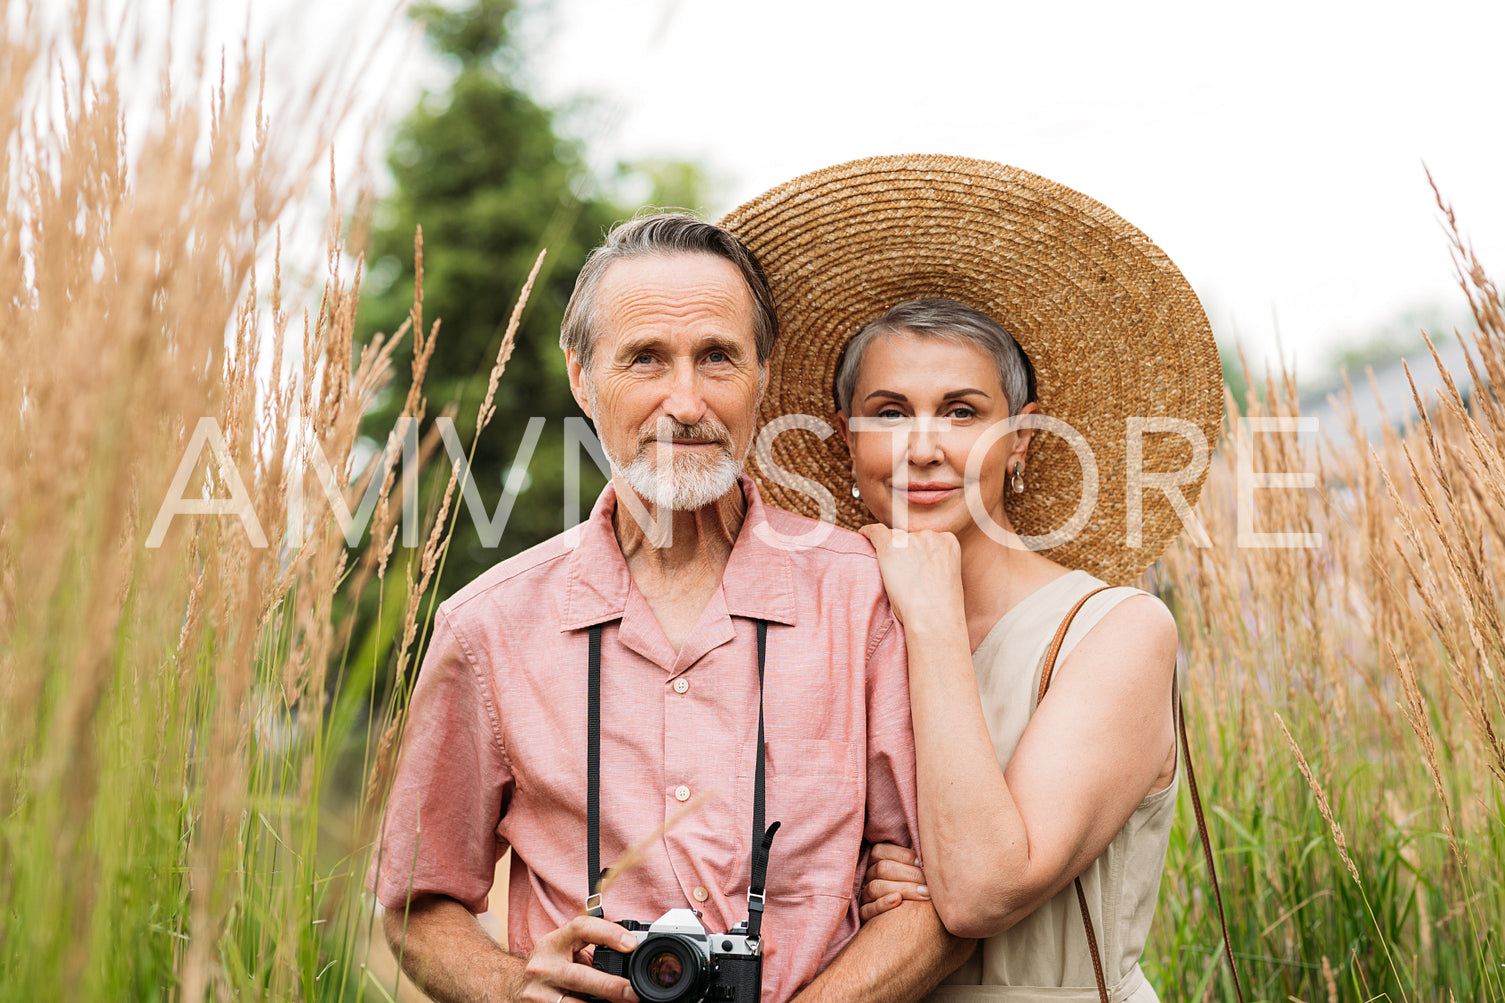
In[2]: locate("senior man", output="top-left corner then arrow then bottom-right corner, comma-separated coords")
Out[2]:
372,214 -> 971,1003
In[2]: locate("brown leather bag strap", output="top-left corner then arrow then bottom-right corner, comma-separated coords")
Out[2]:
1039,586 -> 1247,1003
1176,675 -> 1246,1003
1037,585 -> 1112,1003
1073,877 -> 1109,1001
1036,586 -> 1113,707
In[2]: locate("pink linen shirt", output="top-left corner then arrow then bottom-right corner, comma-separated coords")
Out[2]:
371,477 -> 921,1003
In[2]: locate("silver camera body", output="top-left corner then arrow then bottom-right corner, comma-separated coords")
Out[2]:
587,907 -> 761,1002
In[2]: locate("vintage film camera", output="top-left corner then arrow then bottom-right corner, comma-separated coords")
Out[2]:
584,907 -> 760,1003
580,620 -> 777,1001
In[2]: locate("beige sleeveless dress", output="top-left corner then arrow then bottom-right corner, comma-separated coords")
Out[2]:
924,570 -> 1177,1003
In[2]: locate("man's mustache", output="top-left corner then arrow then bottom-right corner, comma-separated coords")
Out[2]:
636,417 -> 733,452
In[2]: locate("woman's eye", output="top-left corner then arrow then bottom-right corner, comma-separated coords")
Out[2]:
875,407 -> 905,420
947,406 -> 977,420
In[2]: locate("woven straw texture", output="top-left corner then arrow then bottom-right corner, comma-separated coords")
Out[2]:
721,154 -> 1222,585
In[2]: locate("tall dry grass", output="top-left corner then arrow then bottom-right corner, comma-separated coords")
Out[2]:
5,2 -> 1505,1001
1147,192 -> 1505,1000
0,2 -> 474,998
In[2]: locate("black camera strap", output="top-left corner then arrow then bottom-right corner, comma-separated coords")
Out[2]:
746,620 -> 778,940
586,622 -> 604,918
585,619 -> 780,940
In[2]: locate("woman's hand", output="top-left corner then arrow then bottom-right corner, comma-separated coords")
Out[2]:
857,525 -> 966,631
858,842 -> 930,923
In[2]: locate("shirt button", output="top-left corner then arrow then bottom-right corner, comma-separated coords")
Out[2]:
674,785 -> 691,802
673,678 -> 689,694
692,886 -> 709,903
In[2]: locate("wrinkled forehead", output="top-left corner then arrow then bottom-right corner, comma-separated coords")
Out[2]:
593,252 -> 758,347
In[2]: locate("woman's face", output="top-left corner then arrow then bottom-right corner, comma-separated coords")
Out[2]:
838,331 -> 1035,537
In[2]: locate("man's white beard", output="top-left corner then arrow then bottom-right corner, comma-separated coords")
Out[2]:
617,445 -> 742,511
595,406 -> 745,511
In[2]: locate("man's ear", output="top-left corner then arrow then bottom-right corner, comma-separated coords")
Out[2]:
566,349 -> 593,418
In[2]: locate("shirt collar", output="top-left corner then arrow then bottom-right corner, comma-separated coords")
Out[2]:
561,475 -> 798,631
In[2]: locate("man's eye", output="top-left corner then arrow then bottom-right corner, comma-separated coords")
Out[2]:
633,353 -> 656,365
706,351 -> 728,363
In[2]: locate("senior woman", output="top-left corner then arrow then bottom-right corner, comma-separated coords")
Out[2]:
722,156 -> 1239,1002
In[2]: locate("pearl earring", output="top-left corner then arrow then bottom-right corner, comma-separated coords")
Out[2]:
1010,463 -> 1025,494
851,483 -> 861,500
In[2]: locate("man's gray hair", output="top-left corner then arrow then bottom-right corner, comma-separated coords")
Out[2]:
834,299 -> 1036,416
560,212 -> 779,373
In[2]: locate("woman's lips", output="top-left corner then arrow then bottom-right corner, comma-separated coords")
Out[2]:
897,483 -> 959,506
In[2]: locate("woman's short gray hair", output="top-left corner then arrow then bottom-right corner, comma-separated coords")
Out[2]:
833,299 -> 1035,416
560,212 -> 779,373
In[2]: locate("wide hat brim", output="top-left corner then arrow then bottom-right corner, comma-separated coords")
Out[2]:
721,154 -> 1222,586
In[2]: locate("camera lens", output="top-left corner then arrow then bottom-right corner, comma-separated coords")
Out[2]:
645,950 -> 683,987
627,935 -> 707,1003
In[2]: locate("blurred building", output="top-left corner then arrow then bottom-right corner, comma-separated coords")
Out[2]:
1299,336 -> 1478,442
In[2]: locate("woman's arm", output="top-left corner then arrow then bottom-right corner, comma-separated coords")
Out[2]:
859,527 -> 1178,940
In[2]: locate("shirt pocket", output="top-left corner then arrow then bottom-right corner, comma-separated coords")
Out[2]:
757,737 -> 860,898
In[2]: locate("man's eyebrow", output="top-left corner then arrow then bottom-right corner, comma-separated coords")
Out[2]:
615,333 -> 749,358
697,334 -> 749,355
614,334 -> 664,358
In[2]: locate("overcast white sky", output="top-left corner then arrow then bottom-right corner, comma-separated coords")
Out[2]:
202,0 -> 1505,376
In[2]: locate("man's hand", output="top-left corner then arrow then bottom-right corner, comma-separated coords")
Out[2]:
859,843 -> 930,923
381,895 -> 641,1003
788,898 -> 974,1003
521,915 -> 641,1003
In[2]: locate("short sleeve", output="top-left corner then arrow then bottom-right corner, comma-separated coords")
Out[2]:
861,613 -> 922,854
369,606 -> 513,914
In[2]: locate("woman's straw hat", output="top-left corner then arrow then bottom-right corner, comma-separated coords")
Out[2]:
721,154 -> 1222,585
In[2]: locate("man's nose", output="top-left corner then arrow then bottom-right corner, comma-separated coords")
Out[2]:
661,361 -> 707,426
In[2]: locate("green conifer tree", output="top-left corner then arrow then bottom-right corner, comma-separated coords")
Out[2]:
359,0 -> 642,602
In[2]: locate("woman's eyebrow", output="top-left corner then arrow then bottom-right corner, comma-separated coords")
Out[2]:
863,388 -> 992,402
